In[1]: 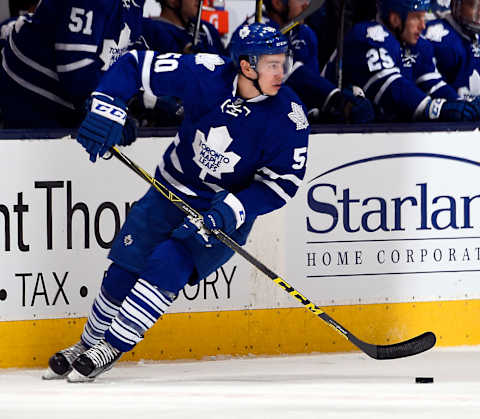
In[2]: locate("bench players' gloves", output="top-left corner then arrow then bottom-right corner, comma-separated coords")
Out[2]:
468,96 -> 480,117
77,93 -> 128,162
171,191 -> 245,247
342,87 -> 376,124
425,98 -> 480,122
322,88 -> 375,124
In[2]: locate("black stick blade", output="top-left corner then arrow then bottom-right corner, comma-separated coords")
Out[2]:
350,332 -> 436,360
362,332 -> 437,360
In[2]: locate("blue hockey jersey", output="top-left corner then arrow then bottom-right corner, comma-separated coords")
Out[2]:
231,13 -> 338,113
140,17 -> 226,56
0,0 -> 144,128
425,15 -> 480,98
338,21 -> 458,120
135,16 -> 227,120
98,51 -> 310,219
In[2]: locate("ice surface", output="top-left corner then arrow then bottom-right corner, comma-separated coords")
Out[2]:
1,347 -> 479,419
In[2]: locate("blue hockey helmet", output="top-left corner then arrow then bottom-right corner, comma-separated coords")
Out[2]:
378,0 -> 431,22
229,23 -> 289,70
452,0 -> 480,34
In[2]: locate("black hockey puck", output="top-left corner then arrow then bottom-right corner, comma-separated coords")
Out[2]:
415,377 -> 434,383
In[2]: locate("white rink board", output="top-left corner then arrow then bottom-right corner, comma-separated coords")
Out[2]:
285,129 -> 480,306
0,137 -> 253,321
1,130 -> 480,321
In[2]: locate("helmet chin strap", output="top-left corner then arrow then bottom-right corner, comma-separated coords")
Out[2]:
240,68 -> 269,96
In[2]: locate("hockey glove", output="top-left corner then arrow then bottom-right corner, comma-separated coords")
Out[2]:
171,191 -> 245,247
77,93 -> 128,162
122,116 -> 139,147
424,98 -> 480,122
342,87 -> 375,124
322,89 -> 375,124
468,96 -> 480,117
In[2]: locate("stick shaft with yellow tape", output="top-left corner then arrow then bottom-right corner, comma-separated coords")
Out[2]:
110,146 -> 436,360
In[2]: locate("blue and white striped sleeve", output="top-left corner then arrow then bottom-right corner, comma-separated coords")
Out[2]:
97,50 -> 223,104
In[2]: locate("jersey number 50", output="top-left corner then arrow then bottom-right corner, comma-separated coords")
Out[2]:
154,53 -> 182,73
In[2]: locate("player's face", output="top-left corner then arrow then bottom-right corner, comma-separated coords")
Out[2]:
257,53 -> 287,95
401,11 -> 426,45
181,0 -> 201,21
288,0 -> 310,20
460,0 -> 480,27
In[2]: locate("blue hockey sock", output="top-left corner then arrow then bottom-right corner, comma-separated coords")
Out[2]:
81,264 -> 138,347
102,263 -> 139,303
81,286 -> 122,348
105,278 -> 173,352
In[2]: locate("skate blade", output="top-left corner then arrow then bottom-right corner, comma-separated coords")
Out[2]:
66,369 -> 95,383
42,367 -> 69,380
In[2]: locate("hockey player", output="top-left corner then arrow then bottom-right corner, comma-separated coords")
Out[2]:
429,0 -> 451,18
43,23 -> 310,382
425,0 -> 480,98
335,0 -> 480,121
261,0 -> 321,74
232,0 -> 375,123
131,0 -> 226,126
141,0 -> 226,55
0,0 -> 145,128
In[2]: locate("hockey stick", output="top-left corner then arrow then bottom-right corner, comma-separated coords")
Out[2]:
335,0 -> 346,90
255,0 -> 263,23
280,0 -> 326,34
192,0 -> 203,48
109,146 -> 436,360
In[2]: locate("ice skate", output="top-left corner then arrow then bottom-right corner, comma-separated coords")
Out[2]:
67,340 -> 122,383
42,341 -> 89,380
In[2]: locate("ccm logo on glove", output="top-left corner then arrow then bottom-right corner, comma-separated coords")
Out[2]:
427,98 -> 445,120
91,98 -> 127,125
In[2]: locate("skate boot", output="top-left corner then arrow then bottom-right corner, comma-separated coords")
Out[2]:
42,341 -> 89,380
67,340 -> 122,383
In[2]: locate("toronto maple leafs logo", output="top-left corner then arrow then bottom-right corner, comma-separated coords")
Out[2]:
193,127 -> 241,180
122,0 -> 141,9
291,38 -> 307,51
458,69 -> 480,98
195,54 -> 225,71
366,25 -> 390,42
100,24 -> 132,71
124,234 -> 133,246
220,99 -> 251,117
472,40 -> 480,58
288,102 -> 308,131
425,24 -> 449,42
402,48 -> 419,67
239,26 -> 250,39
